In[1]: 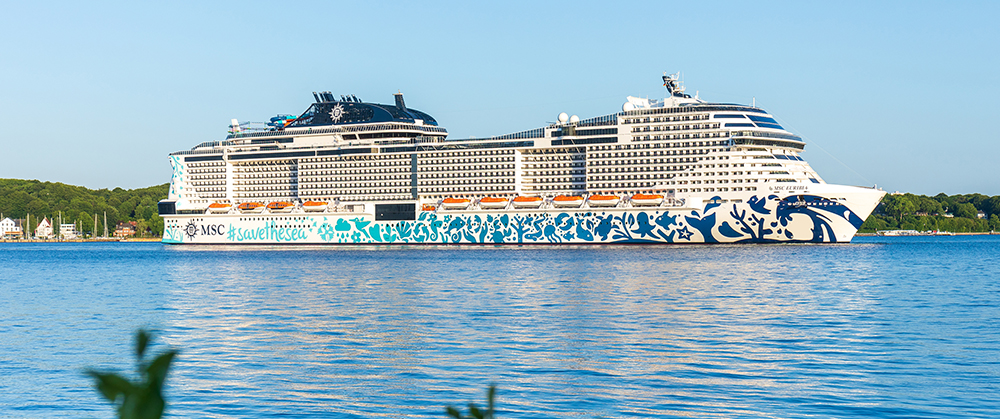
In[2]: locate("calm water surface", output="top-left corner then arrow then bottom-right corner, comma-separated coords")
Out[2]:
1,237 -> 998,418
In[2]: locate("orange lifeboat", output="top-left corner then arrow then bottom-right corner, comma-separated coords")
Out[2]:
587,194 -> 621,207
422,204 -> 437,212
552,195 -> 584,208
207,202 -> 231,214
630,193 -> 664,207
238,202 -> 265,213
267,201 -> 294,213
478,197 -> 508,209
302,201 -> 328,212
512,196 -> 544,209
442,197 -> 471,210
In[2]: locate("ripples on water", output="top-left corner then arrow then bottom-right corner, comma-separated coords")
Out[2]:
1,237 -> 998,418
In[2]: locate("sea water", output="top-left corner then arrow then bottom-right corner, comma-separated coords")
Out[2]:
1,236 -> 998,418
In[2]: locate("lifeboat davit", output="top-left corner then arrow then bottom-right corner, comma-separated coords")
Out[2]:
207,203 -> 231,214
442,197 -> 471,210
478,197 -> 508,209
302,201 -> 328,212
630,193 -> 664,207
512,196 -> 543,209
238,202 -> 265,213
552,195 -> 584,208
588,194 -> 621,207
267,201 -> 294,213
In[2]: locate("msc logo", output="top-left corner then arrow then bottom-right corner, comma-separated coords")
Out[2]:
183,220 -> 226,240
184,220 -> 197,239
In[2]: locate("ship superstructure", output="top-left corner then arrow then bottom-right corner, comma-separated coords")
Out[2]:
160,74 -> 884,244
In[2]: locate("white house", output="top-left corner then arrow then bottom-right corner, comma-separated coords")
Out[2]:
1,217 -> 22,239
60,223 -> 77,240
36,218 -> 53,239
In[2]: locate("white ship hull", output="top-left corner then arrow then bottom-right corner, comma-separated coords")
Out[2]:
163,185 -> 883,245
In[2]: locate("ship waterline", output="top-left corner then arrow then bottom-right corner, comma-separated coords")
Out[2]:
160,74 -> 884,244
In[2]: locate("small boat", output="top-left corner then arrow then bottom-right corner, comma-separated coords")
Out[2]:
238,202 -> 265,213
552,195 -> 584,208
267,201 -> 294,213
441,197 -> 471,210
512,196 -> 543,209
478,197 -> 508,209
302,201 -> 328,212
422,204 -> 437,212
207,203 -> 231,214
588,194 -> 621,207
630,193 -> 664,207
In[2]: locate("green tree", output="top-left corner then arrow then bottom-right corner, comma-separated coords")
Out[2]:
983,196 -> 1000,217
859,214 -> 892,233
954,202 -> 977,219
916,196 -> 942,215
26,198 -> 49,216
79,211 -> 93,235
882,194 -> 916,222
2,190 -> 32,217
149,213 -> 164,236
119,198 -> 139,220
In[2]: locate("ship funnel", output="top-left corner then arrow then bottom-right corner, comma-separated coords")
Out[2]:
313,92 -> 321,103
394,92 -> 406,110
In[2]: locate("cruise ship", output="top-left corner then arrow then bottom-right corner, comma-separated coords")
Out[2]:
158,73 -> 884,245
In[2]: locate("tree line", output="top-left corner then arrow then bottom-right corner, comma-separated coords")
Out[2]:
860,192 -> 1000,233
0,179 -> 168,237
3,178 -> 997,237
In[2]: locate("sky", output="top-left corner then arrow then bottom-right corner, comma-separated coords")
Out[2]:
1,1 -> 997,195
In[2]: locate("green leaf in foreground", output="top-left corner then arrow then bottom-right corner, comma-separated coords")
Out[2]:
446,384 -> 497,419
86,329 -> 178,419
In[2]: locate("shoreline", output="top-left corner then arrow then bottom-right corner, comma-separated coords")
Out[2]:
855,231 -> 999,237
0,237 -> 163,243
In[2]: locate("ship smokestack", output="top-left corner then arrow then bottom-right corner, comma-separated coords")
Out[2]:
394,92 -> 406,110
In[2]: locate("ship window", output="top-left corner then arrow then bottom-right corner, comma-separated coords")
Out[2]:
754,122 -> 784,129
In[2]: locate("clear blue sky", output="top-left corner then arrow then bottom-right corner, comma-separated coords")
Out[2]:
2,1 -> 997,195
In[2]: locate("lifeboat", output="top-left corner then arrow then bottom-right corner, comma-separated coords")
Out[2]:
302,201 -> 328,212
238,202 -> 265,213
422,204 -> 437,212
478,197 -> 508,209
267,201 -> 294,213
630,193 -> 664,207
588,194 -> 621,207
207,203 -> 231,214
512,196 -> 543,209
552,195 -> 584,208
441,197 -> 471,210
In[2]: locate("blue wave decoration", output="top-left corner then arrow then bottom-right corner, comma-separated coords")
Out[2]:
166,194 -> 864,244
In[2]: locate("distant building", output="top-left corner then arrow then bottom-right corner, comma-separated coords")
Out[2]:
1,217 -> 22,239
36,218 -> 53,239
60,223 -> 77,240
115,221 -> 137,238
978,211 -> 987,219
